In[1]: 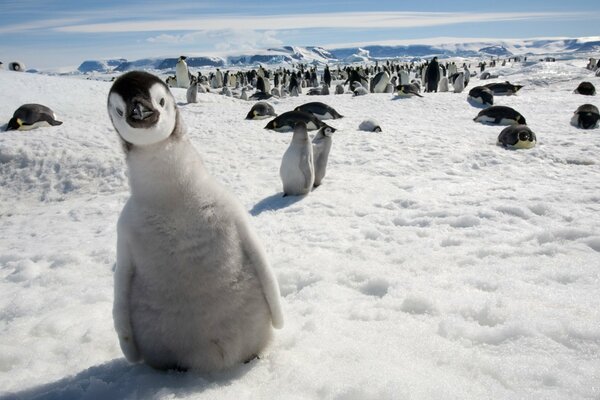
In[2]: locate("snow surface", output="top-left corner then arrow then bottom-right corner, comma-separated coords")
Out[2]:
1,59 -> 599,399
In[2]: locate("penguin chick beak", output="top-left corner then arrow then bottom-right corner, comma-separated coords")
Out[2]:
131,102 -> 155,121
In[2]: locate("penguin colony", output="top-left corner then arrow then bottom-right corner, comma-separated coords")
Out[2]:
3,54 -> 597,374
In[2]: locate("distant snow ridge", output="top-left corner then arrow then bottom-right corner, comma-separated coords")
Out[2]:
76,37 -> 600,73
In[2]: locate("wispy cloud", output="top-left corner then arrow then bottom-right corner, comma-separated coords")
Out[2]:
52,11 -> 589,33
147,29 -> 283,51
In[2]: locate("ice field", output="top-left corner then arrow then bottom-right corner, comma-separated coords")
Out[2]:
0,58 -> 599,399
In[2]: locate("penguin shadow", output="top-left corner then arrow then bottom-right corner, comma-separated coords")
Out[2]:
250,192 -> 304,216
1,358 -> 254,400
467,98 -> 490,109
391,95 -> 421,101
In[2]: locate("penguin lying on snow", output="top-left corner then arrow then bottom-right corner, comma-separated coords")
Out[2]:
483,81 -> 523,95
473,106 -> 526,125
395,84 -> 423,97
294,102 -> 343,120
106,71 -> 283,372
265,111 -> 336,133
468,86 -> 494,106
6,104 -> 63,131
574,82 -> 596,96
571,104 -> 599,129
497,125 -> 536,149
245,102 -> 276,120
358,119 -> 382,132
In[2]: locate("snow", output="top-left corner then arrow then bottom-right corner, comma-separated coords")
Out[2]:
1,58 -> 600,399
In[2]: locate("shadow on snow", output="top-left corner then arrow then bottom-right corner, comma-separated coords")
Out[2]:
1,358 -> 254,400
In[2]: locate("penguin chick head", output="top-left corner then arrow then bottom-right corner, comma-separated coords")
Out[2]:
108,71 -> 177,148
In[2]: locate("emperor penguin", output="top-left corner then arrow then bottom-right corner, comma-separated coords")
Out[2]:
5,104 -> 63,131
175,56 -> 191,88
312,126 -> 334,187
106,71 -> 284,372
186,80 -> 198,103
370,71 -> 390,93
453,72 -> 465,93
280,121 -> 314,196
438,76 -> 449,92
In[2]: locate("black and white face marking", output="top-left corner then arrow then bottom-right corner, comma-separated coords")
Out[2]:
107,71 -> 177,147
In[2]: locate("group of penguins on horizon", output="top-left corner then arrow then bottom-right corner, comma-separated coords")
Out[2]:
3,54 -> 600,169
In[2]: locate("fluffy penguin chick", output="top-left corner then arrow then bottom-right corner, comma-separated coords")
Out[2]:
312,126 -> 334,187
280,121 -> 315,196
107,71 -> 283,372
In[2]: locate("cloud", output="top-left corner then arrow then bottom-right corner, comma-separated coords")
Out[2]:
147,29 -> 283,51
53,11 -> 591,34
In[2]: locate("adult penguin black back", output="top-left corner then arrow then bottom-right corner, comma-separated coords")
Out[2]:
6,104 -> 63,131
571,104 -> 599,129
324,65 -> 331,88
574,82 -> 596,96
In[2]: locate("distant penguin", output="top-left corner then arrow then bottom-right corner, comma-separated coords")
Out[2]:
215,69 -> 224,88
497,125 -> 536,149
165,76 -> 177,88
396,84 -> 423,97
358,119 -> 382,132
352,82 -> 369,96
221,86 -> 232,97
106,71 -> 283,372
175,56 -> 191,88
320,83 -> 330,96
474,106 -> 526,125
186,81 -> 198,103
324,65 -> 332,87
8,61 -> 25,72
453,72 -> 465,93
265,111 -> 335,132
468,86 -> 494,106
294,102 -> 343,120
399,70 -> 409,85
250,92 -> 273,101
463,65 -> 470,87
291,86 -> 300,97
256,76 -> 267,93
425,57 -> 440,92
571,104 -> 599,129
483,81 -> 523,95
6,104 -> 63,131
241,88 -> 249,101
335,84 -> 345,94
280,122 -> 314,196
246,102 -> 277,120
438,76 -> 449,92
574,82 -> 596,96
312,126 -> 334,187
370,71 -> 390,93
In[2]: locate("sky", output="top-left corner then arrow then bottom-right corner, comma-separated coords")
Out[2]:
1,0 -> 599,70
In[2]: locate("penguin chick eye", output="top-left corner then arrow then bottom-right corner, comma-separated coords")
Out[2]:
116,108 -> 124,117
159,98 -> 165,107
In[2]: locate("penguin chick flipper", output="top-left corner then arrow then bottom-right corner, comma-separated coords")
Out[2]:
113,233 -> 141,362
236,219 -> 284,329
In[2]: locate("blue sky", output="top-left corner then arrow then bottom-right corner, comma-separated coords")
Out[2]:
1,0 -> 599,69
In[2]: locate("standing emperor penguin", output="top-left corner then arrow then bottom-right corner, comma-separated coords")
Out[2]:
453,72 -> 465,93
312,126 -> 334,187
438,76 -> 449,92
107,71 -> 284,372
280,122 -> 315,196
186,80 -> 198,103
425,57 -> 440,92
175,56 -> 191,88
